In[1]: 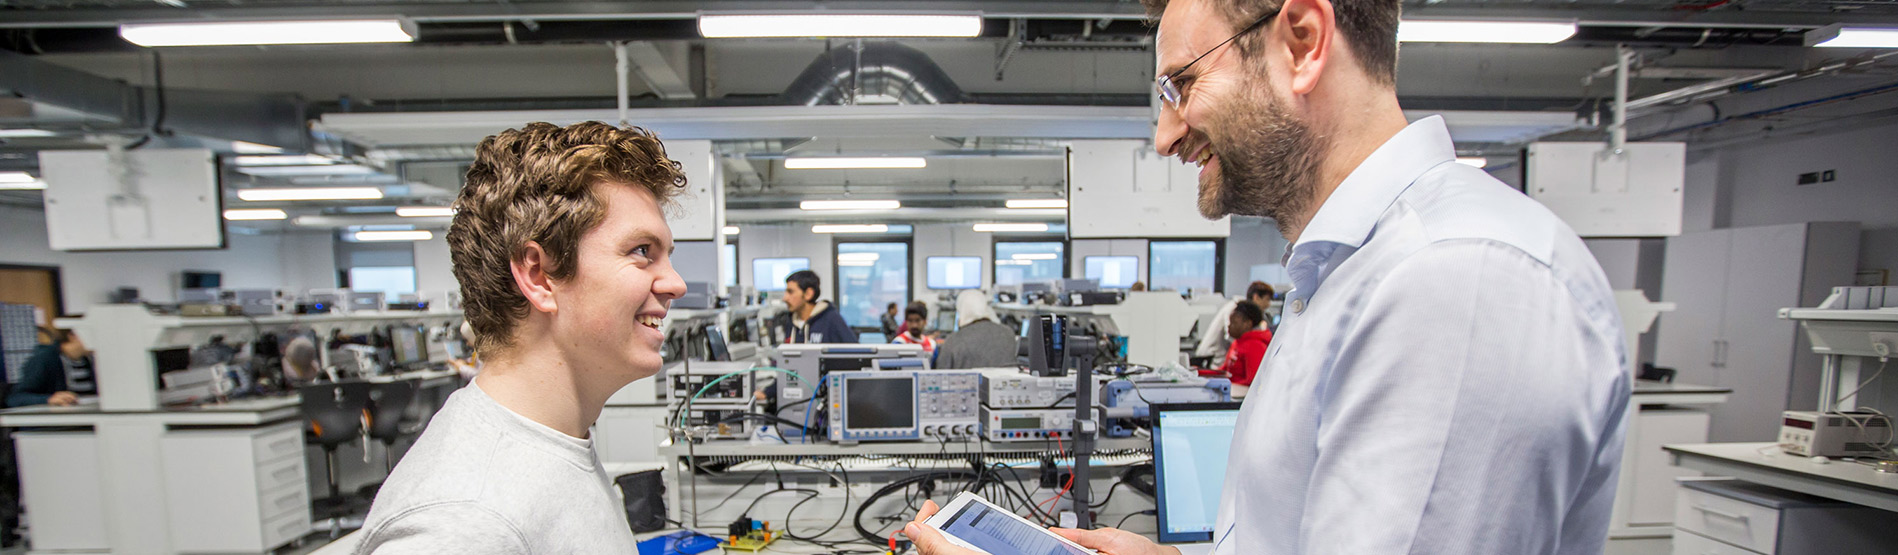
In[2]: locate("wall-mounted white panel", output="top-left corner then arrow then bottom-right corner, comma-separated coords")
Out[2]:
1068,140 -> 1230,239
39,148 -> 225,251
1526,142 -> 1684,238
666,140 -> 720,241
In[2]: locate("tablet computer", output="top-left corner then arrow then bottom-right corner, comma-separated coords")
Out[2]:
923,492 -> 1095,555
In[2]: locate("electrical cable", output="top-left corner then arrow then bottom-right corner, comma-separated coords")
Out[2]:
691,472 -> 767,520
1835,358 -> 1890,407
714,412 -> 816,435
1115,510 -> 1154,530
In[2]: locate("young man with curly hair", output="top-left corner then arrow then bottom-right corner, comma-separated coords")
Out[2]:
355,121 -> 688,554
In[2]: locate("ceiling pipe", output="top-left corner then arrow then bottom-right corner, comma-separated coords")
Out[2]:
780,42 -> 969,106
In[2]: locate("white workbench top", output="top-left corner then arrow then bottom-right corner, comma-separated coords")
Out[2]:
1666,442 -> 1898,513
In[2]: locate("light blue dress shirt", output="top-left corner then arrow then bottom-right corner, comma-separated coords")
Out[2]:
1210,116 -> 1630,555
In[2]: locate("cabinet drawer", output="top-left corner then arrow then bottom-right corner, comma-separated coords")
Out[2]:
255,454 -> 306,492
258,481 -> 310,523
1676,487 -> 1780,553
1674,530 -> 1766,555
261,508 -> 312,549
253,425 -> 305,465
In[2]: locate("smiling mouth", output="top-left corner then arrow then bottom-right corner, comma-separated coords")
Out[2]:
637,315 -> 663,329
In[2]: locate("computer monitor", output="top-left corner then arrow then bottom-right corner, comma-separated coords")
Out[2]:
181,270 -> 221,289
926,256 -> 983,290
391,325 -> 427,367
1084,256 -> 1139,289
701,324 -> 731,362
752,258 -> 811,292
1150,402 -> 1243,544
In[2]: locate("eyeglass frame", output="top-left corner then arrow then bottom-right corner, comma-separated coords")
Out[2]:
1155,7 -> 1283,109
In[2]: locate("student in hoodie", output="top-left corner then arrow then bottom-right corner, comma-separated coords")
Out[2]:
779,270 -> 857,344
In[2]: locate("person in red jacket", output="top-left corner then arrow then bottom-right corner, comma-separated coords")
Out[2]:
1216,300 -> 1272,393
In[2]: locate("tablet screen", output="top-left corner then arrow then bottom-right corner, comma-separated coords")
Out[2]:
938,500 -> 1089,555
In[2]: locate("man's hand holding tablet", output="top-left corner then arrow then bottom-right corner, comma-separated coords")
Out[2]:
903,493 -> 1179,555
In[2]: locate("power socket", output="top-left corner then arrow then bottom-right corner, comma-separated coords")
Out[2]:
1870,332 -> 1898,359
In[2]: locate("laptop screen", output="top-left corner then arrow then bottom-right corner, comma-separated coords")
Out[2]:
1151,402 -> 1242,544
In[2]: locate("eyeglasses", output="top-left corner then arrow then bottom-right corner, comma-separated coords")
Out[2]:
1155,8 -> 1282,109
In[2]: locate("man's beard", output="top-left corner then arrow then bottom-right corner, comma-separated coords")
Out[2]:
1196,82 -> 1326,238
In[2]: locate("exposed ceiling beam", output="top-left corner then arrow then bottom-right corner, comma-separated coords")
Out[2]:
621,42 -> 695,101
0,1 -> 1149,28
1402,5 -> 1898,29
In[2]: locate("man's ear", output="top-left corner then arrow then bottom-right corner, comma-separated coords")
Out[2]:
511,241 -> 559,314
1275,0 -> 1335,96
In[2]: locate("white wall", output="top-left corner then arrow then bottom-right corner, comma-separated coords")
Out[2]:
1686,123 -> 1898,278
0,205 -> 336,315
413,235 -> 457,301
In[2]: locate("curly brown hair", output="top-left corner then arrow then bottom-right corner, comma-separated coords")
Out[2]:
1141,0 -> 1401,87
448,121 -> 687,353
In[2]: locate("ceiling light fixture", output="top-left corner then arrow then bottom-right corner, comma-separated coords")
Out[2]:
838,252 -> 882,262
237,187 -> 383,201
1455,157 -> 1489,168
838,260 -> 876,267
973,223 -> 1051,233
1004,199 -> 1067,209
230,141 -> 284,154
353,230 -> 433,242
223,209 -> 288,221
235,164 -> 375,177
231,154 -> 336,166
1807,25 -> 1898,48
812,224 -> 890,234
1397,20 -> 1576,44
800,200 -> 902,211
784,157 -> 928,170
698,13 -> 982,39
120,19 -> 417,47
723,226 -> 741,236
1011,253 -> 1059,261
0,172 -> 39,184
0,129 -> 59,139
395,206 -> 455,217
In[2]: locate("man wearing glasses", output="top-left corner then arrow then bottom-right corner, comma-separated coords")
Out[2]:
907,1 -> 1629,554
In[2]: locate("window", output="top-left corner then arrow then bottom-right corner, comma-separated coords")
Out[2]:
835,241 -> 911,329
994,241 -> 1065,287
752,258 -> 811,292
1149,240 -> 1221,294
347,266 -> 418,297
721,243 -> 739,289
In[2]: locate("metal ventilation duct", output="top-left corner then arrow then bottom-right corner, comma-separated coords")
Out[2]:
780,42 -> 969,106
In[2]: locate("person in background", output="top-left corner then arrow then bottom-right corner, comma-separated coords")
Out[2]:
1211,301 -> 1271,396
1129,281 -> 1148,292
780,270 -> 856,344
7,328 -> 93,408
879,302 -> 901,338
891,303 -> 936,355
1192,280 -> 1275,361
934,290 -> 1021,369
354,121 -> 688,554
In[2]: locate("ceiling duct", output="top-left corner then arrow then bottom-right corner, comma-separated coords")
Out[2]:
780,42 -> 968,106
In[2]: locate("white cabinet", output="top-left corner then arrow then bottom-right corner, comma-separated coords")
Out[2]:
1655,223 -> 1859,442
162,423 -> 313,553
595,406 -> 668,464
13,432 -> 108,551
1672,479 -> 1898,555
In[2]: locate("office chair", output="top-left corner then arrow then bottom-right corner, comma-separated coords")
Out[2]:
299,381 -> 373,536
354,380 -> 418,500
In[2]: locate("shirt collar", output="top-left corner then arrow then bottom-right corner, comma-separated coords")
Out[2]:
1292,115 -> 1456,251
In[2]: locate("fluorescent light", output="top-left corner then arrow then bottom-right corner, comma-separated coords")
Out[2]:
812,224 -> 890,234
838,252 -> 882,262
800,200 -> 902,211
354,230 -> 433,242
395,206 -> 455,217
1398,20 -> 1576,44
232,154 -> 336,166
1455,157 -> 1488,168
1012,253 -> 1058,261
230,141 -> 283,154
236,164 -> 375,177
838,260 -> 876,267
237,187 -> 383,201
996,259 -> 1033,266
1811,26 -> 1898,48
699,13 -> 982,39
0,129 -> 58,139
973,223 -> 1050,233
223,209 -> 287,221
723,226 -> 741,236
0,172 -> 38,184
784,157 -> 927,170
1005,199 -> 1067,209
120,19 -> 416,47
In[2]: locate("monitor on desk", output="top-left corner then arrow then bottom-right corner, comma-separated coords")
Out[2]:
927,256 -> 983,290
390,325 -> 427,368
1084,256 -> 1139,290
1151,402 -> 1242,544
701,324 -> 731,362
